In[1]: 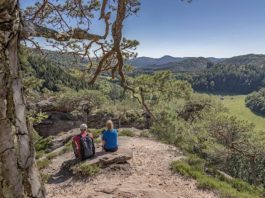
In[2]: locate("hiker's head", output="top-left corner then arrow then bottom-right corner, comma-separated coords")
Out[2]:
106,120 -> 114,130
80,124 -> 88,132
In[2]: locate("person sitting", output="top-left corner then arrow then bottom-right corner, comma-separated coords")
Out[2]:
72,124 -> 95,159
102,120 -> 118,152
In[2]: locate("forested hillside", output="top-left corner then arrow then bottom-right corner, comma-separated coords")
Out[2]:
220,54 -> 265,66
31,48 -> 89,68
182,64 -> 265,94
21,48 -> 90,92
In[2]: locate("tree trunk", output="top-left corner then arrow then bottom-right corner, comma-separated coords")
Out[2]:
0,0 -> 45,197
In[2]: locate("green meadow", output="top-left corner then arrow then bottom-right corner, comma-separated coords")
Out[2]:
210,95 -> 265,131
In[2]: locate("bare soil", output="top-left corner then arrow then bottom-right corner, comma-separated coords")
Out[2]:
44,136 -> 216,198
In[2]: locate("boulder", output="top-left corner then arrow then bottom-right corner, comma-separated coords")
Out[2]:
49,128 -> 80,150
36,97 -> 56,112
74,147 -> 133,168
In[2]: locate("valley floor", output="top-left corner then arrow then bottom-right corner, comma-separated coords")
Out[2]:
44,136 -> 215,198
210,95 -> 265,131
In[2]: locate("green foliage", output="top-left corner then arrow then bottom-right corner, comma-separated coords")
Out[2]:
119,129 -> 135,137
21,47 -> 90,92
34,137 -> 53,152
55,89 -> 107,114
148,90 -> 265,186
134,71 -> 192,103
246,88 -> 265,116
29,112 -> 48,125
75,164 -> 101,177
139,130 -> 150,138
178,64 -> 265,94
91,128 -> 104,139
171,157 -> 264,198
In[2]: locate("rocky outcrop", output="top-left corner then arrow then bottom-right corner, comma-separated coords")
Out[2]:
34,112 -> 82,137
35,110 -> 145,137
48,128 -> 80,150
90,148 -> 133,167
72,148 -> 133,173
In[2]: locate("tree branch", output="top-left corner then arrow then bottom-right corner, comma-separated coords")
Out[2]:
21,21 -> 104,41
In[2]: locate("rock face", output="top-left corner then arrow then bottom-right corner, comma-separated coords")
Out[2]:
34,112 -> 82,137
35,111 -> 145,137
49,128 -> 80,150
34,98 -> 146,137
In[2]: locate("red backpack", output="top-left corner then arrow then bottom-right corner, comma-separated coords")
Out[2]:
72,133 -> 95,160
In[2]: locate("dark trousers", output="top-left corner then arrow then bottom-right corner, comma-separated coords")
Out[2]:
104,147 -> 118,152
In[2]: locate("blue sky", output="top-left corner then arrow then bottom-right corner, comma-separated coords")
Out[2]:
21,0 -> 265,58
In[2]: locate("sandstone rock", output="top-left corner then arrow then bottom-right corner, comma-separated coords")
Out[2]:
34,110 -> 145,137
34,112 -> 82,137
49,128 -> 80,150
87,148 -> 133,167
36,97 -> 56,112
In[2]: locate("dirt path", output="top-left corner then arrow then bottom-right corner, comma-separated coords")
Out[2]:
45,136 -> 216,198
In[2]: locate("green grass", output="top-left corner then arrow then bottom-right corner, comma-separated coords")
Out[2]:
91,128 -> 104,139
74,163 -> 101,177
171,157 -> 264,198
210,95 -> 265,131
37,140 -> 72,169
37,158 -> 50,170
40,173 -> 51,183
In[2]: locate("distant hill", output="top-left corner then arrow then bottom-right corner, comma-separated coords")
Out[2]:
127,56 -> 223,72
127,55 -> 184,68
219,54 -> 265,66
151,57 -> 214,72
128,54 -> 265,72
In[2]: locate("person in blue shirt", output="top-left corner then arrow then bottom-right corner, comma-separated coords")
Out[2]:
102,120 -> 118,152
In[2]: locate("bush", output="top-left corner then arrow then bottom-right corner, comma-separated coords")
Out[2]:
139,130 -> 150,138
171,157 -> 263,198
35,137 -> 53,152
119,129 -> 135,137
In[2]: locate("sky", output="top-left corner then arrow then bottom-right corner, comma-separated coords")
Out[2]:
21,0 -> 265,58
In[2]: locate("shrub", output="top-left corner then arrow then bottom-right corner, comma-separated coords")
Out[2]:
171,158 -> 263,198
139,130 -> 150,138
119,129 -> 135,137
35,137 -> 53,152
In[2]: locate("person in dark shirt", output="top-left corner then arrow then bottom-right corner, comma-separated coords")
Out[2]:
72,124 -> 93,158
101,120 -> 118,152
